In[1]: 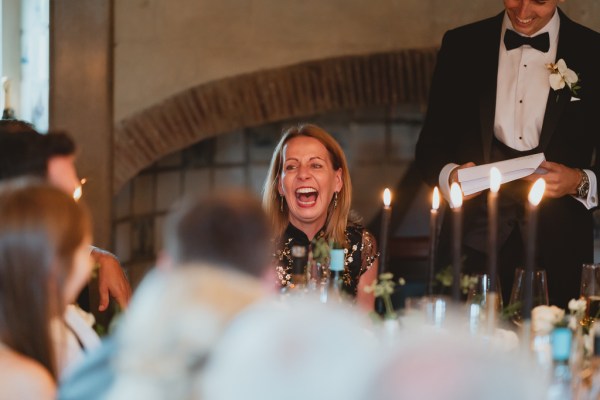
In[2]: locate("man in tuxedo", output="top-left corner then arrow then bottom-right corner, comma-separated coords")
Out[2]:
415,0 -> 600,307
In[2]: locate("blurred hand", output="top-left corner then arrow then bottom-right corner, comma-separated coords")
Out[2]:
523,161 -> 581,198
450,162 -> 482,201
91,247 -> 132,311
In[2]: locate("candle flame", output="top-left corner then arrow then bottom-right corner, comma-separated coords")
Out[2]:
528,178 -> 545,206
490,167 -> 501,193
432,187 -> 440,210
383,188 -> 391,207
73,178 -> 87,201
450,182 -> 463,208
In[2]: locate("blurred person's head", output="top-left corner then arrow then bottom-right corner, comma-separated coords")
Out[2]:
201,298 -> 378,400
263,124 -> 352,244
0,120 -> 80,197
109,190 -> 273,399
162,189 -> 272,277
0,179 -> 92,380
368,329 -> 547,400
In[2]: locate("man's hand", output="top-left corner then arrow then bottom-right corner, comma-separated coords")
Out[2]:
450,162 -> 482,201
524,161 -> 581,198
91,247 -> 132,311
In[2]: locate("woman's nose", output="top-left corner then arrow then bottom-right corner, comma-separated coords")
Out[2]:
297,164 -> 310,178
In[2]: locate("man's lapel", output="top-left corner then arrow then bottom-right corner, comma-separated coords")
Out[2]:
538,8 -> 575,151
479,13 -> 504,163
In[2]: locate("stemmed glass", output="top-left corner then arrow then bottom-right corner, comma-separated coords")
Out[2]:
508,268 -> 549,325
580,263 -> 600,326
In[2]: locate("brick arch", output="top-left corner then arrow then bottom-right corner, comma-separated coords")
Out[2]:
113,47 -> 438,193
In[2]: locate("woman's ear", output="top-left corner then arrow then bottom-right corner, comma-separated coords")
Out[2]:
334,169 -> 343,193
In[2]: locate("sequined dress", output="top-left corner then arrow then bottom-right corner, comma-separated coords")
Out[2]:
274,223 -> 378,296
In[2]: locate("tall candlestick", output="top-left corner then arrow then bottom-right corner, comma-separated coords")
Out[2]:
428,187 -> 440,295
378,188 -> 392,276
450,183 -> 463,302
523,178 -> 545,320
488,168 -> 501,290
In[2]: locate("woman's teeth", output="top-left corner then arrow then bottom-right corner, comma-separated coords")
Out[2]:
296,187 -> 318,205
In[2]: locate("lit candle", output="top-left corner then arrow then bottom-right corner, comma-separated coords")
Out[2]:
488,167 -> 501,291
450,182 -> 463,302
523,178 -> 545,320
73,178 -> 87,201
378,188 -> 392,276
2,77 -> 11,109
428,187 -> 440,296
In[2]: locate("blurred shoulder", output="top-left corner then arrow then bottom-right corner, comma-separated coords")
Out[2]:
0,347 -> 56,399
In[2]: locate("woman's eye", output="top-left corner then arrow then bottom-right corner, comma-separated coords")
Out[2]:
311,163 -> 323,169
284,164 -> 296,171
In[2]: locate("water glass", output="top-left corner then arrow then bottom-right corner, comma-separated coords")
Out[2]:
466,273 -> 503,310
405,295 -> 448,329
466,274 -> 503,334
508,268 -> 549,324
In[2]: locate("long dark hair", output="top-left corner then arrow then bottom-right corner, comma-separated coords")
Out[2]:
0,179 -> 90,380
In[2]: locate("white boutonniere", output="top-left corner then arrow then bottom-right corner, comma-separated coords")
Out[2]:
546,59 -> 580,98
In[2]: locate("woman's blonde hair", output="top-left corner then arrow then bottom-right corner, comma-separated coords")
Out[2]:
262,124 -> 352,245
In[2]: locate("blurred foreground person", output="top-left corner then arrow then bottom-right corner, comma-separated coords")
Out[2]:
60,190 -> 272,400
368,330 -> 547,400
0,180 -> 93,398
201,298 -> 378,400
0,119 -> 131,311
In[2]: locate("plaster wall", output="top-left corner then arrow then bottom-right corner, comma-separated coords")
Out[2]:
115,0 -> 600,123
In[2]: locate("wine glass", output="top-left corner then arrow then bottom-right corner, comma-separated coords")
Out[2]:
404,295 -> 449,329
508,268 -> 549,325
580,263 -> 600,325
466,274 -> 503,334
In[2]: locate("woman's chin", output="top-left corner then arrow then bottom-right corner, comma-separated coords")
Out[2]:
289,208 -> 327,227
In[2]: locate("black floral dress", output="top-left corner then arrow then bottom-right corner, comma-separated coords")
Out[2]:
274,223 -> 378,296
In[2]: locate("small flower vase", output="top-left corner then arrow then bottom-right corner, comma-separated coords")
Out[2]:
383,317 -> 400,343
570,324 -> 586,377
532,333 -> 553,370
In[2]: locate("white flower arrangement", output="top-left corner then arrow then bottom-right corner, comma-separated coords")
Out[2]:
546,59 -> 580,96
364,272 -> 405,320
532,297 -> 587,336
568,297 -> 587,330
532,305 -> 565,335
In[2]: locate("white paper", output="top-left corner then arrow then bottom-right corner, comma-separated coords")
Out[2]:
457,153 -> 545,195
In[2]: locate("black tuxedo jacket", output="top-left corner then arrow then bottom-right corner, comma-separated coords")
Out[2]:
415,9 -> 600,306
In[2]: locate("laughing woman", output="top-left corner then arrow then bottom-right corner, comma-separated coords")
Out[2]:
263,124 -> 378,309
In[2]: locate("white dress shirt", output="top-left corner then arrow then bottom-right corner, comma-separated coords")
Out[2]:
439,10 -> 597,209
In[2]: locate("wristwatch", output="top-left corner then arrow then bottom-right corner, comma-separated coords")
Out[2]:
576,169 -> 590,198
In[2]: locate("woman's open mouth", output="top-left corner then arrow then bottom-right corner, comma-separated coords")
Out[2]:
295,187 -> 318,207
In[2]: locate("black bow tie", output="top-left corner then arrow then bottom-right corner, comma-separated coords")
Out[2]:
504,29 -> 550,52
